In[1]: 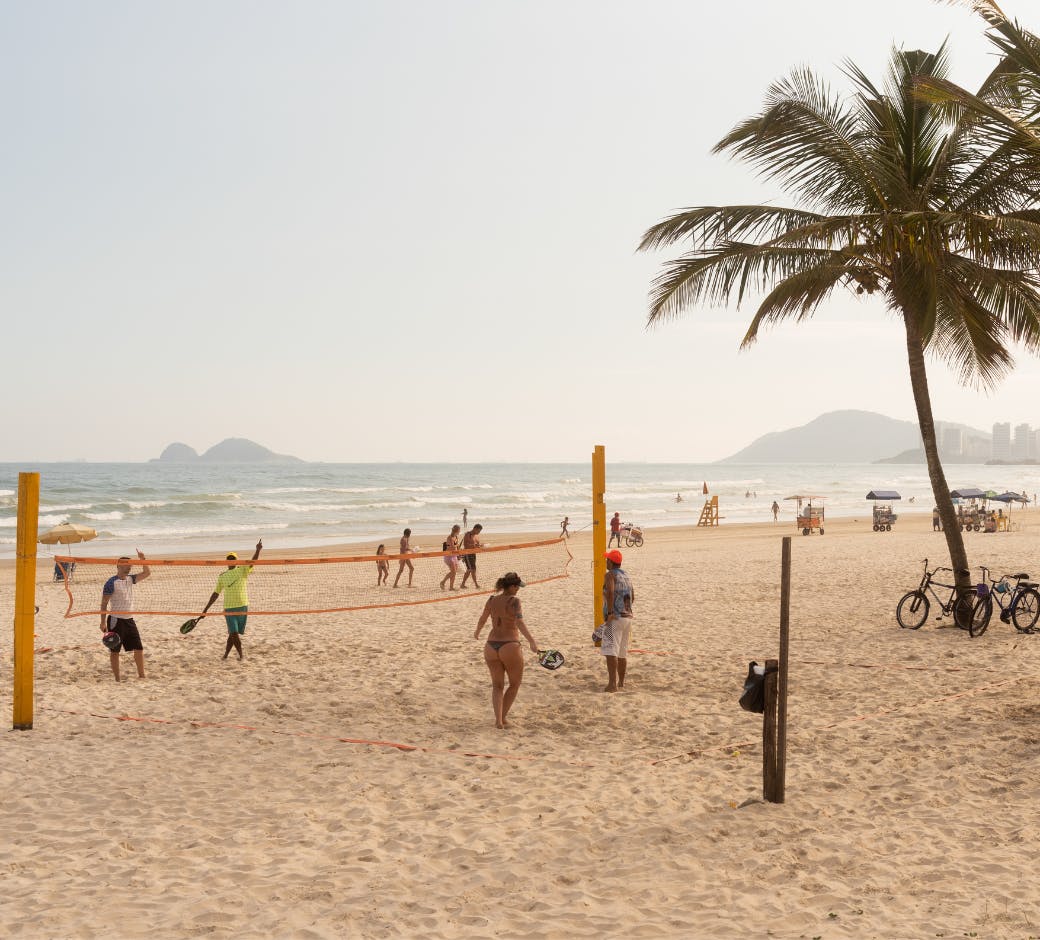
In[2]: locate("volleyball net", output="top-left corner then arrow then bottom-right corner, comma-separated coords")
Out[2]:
55,537 -> 573,618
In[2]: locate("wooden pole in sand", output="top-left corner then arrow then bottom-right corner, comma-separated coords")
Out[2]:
763,536 -> 792,802
592,446 -> 606,632
13,471 -> 39,731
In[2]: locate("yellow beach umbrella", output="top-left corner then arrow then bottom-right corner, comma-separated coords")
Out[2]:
38,522 -> 97,545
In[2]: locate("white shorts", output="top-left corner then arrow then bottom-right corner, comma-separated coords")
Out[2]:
600,617 -> 632,658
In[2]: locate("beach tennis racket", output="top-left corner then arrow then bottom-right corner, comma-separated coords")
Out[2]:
537,649 -> 565,670
179,618 -> 201,635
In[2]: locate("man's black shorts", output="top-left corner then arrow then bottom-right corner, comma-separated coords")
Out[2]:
463,553 -> 477,572
108,617 -> 143,652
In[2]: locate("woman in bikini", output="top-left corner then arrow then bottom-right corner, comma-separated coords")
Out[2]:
474,572 -> 538,729
440,524 -> 462,590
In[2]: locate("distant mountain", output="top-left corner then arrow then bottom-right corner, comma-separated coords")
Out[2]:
718,410 -> 923,463
718,410 -> 993,463
157,442 -> 199,462
153,438 -> 302,463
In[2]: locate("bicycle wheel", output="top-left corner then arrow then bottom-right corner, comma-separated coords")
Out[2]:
969,594 -> 993,637
896,591 -> 929,629
633,534 -> 643,546
624,536 -> 635,547
1011,587 -> 1040,632
953,592 -> 975,631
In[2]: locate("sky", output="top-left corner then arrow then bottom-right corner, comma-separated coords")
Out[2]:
4,0 -> 1040,463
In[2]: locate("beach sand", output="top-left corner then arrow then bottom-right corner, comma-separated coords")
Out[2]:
3,511 -> 1040,938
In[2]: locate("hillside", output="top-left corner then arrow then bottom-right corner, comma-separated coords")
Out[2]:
717,410 -> 922,463
152,438 -> 302,463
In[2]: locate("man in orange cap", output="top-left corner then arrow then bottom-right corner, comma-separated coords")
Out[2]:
601,549 -> 635,692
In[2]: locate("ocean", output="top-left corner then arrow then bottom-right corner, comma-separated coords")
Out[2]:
2,461 -> 1038,560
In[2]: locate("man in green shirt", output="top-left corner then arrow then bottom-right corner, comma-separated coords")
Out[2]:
200,539 -> 262,660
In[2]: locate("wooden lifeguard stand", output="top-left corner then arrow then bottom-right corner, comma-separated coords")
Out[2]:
697,494 -> 720,527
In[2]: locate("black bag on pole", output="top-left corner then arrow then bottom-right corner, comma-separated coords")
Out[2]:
739,661 -> 768,713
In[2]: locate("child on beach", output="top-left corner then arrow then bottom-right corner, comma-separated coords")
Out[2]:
376,544 -> 390,585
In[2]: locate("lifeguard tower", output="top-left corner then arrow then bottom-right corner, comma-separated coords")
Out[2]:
697,494 -> 721,527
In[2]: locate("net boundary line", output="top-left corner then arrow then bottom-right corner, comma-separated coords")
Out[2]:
58,537 -> 574,618
55,536 -> 568,567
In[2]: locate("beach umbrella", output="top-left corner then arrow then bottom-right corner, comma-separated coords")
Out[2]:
38,522 -> 97,545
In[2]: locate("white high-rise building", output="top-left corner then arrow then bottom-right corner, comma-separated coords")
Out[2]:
941,426 -> 964,457
992,422 -> 1011,461
1013,423 -> 1032,459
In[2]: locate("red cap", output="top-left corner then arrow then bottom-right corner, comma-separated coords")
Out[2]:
605,549 -> 623,565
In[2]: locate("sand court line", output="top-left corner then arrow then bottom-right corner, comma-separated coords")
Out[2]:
41,668 -> 1035,771
36,706 -> 601,766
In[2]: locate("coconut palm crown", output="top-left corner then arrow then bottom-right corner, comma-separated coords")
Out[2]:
639,43 -> 1040,603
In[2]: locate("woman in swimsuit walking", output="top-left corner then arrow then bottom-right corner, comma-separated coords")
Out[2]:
440,524 -> 461,590
475,572 -> 538,729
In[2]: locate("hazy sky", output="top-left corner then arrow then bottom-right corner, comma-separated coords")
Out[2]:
4,0 -> 1039,463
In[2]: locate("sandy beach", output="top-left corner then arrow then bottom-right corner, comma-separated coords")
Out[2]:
4,511 -> 1040,938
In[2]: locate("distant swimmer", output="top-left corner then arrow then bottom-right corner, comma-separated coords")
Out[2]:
675,492 -> 683,503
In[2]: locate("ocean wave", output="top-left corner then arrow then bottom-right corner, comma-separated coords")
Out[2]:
126,500 -> 169,509
85,511 -> 125,521
0,513 -> 67,528
40,503 -> 93,513
109,522 -> 290,537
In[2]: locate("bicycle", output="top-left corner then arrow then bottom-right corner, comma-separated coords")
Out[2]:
896,558 -> 989,632
621,524 -> 644,548
968,568 -> 1040,637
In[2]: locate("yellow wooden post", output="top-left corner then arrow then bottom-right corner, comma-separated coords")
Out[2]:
592,446 -> 606,632
14,471 -> 39,730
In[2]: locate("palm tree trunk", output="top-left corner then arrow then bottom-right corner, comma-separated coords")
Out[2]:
903,315 -> 972,597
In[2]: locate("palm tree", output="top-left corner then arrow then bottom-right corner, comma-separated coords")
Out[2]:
639,43 -> 1040,618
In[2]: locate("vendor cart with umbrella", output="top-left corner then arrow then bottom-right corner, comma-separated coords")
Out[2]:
950,488 -> 986,531
39,522 -> 97,581
785,494 -> 825,535
866,490 -> 900,531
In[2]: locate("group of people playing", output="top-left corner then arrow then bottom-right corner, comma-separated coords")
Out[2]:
100,540 -> 263,680
99,532 -> 636,736
375,523 -> 487,590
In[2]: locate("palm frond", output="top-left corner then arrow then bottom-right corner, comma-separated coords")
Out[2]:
714,68 -> 886,212
646,244 -> 842,325
739,261 -> 871,347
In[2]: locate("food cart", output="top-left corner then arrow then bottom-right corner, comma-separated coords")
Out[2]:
785,494 -> 825,536
950,487 -> 986,532
866,490 -> 900,531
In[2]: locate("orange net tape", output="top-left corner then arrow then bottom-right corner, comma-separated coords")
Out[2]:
56,537 -> 573,618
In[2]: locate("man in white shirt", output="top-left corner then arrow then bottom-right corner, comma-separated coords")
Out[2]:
100,549 -> 151,681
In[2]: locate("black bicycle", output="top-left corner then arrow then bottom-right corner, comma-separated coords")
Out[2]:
896,558 -> 989,632
968,568 -> 1040,637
